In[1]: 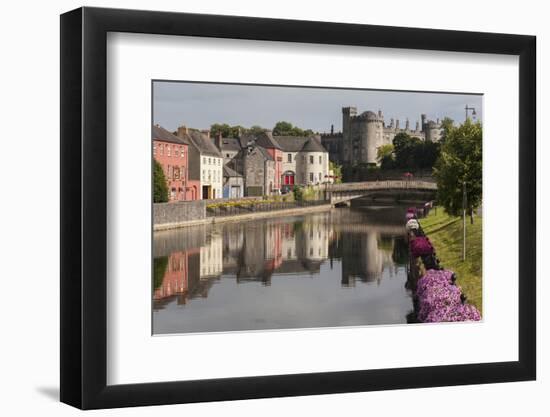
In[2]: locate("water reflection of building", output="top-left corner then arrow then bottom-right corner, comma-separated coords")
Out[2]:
153,208 -> 407,307
200,232 -> 223,279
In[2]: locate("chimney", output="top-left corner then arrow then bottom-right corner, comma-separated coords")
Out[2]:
176,125 -> 188,138
214,131 -> 222,150
201,129 -> 211,139
330,124 -> 334,135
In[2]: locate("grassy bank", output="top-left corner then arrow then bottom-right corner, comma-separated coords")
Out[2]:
420,209 -> 483,314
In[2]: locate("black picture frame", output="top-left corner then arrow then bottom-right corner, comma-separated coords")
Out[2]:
60,6 -> 536,410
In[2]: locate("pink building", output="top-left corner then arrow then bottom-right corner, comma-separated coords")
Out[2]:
153,125 -> 200,201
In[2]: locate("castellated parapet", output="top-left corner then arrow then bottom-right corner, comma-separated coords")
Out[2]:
341,107 -> 443,165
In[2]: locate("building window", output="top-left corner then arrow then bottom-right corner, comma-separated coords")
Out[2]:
153,143 -> 156,156
208,158 -> 211,164
319,172 -> 322,182
226,153 -> 230,158
319,155 -> 322,164
160,144 -> 163,156
203,157 -> 206,164
309,173 -> 314,183
309,155 -> 314,164
174,147 -> 179,157
167,165 -> 171,179
287,153 -> 292,162
202,170 -> 205,181
167,145 -> 171,157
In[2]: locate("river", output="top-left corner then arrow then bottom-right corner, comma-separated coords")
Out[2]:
153,206 -> 413,334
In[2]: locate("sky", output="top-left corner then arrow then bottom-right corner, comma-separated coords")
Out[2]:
153,81 -> 483,134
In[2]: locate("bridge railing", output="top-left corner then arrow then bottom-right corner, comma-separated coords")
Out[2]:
326,180 -> 437,192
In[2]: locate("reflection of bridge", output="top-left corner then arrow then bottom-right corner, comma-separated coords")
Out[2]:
325,180 -> 437,205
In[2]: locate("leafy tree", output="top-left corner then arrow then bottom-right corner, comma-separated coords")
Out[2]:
153,159 -> 169,203
293,185 -> 304,202
377,144 -> 395,169
393,132 -> 422,168
439,117 -> 455,141
247,125 -> 268,135
433,119 -> 482,223
210,123 -> 246,138
273,121 -> 314,136
329,161 -> 343,184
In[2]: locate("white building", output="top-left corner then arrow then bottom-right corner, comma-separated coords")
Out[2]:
275,136 -> 330,187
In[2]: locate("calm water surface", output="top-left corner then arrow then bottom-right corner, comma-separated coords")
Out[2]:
153,206 -> 413,334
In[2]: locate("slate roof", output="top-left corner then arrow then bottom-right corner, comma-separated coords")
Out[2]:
254,131 -> 282,150
219,137 -> 242,152
301,137 -> 327,152
273,136 -> 328,153
223,165 -> 242,178
152,125 -> 189,145
186,130 -> 223,158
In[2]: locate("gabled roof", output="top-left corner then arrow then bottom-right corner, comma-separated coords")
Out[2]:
219,137 -> 242,152
301,137 -> 327,152
153,125 -> 189,145
254,131 -> 282,150
187,130 -> 223,158
223,165 -> 242,178
273,135 -> 328,153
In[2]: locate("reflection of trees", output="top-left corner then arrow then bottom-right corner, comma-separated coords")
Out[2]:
391,236 -> 409,266
153,256 -> 168,290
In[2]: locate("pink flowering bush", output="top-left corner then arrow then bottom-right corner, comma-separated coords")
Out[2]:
410,236 -> 434,258
416,269 -> 481,323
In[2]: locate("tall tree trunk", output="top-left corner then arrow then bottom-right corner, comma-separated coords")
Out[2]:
469,206 -> 475,224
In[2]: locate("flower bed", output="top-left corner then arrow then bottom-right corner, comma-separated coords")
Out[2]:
406,208 -> 481,323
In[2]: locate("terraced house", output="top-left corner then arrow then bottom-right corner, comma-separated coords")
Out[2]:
176,125 -> 224,199
153,125 -> 200,201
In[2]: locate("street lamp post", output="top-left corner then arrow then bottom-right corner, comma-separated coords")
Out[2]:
465,105 -> 477,122
462,180 -> 467,261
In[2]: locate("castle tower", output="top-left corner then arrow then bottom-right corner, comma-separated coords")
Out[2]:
421,114 -> 427,131
358,110 -> 383,165
342,106 -> 357,163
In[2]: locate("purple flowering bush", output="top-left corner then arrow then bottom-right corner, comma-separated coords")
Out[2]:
416,269 -> 481,323
410,236 -> 434,258
405,212 -> 416,220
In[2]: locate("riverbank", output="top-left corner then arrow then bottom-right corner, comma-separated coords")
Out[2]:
154,203 -> 333,231
420,209 -> 483,313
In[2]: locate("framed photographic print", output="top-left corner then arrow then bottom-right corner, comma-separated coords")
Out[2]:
60,6 -> 536,409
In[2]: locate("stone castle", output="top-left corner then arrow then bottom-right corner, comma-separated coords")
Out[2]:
321,107 -> 444,165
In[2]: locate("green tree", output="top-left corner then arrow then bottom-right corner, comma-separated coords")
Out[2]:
393,132 -> 422,169
210,123 -> 246,138
273,121 -> 314,137
153,159 -> 169,203
247,125 -> 268,135
433,119 -> 482,223
377,144 -> 395,169
439,117 -> 455,141
329,161 -> 343,183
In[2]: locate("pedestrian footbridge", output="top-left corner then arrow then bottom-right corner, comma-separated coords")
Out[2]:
325,180 -> 437,206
